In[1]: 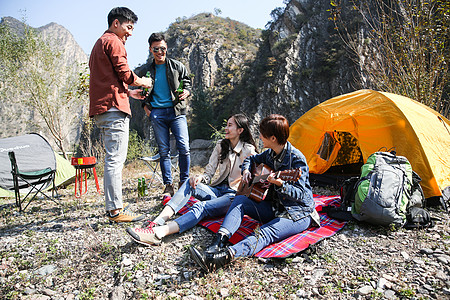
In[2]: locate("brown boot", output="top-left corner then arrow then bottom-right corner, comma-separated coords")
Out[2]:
107,210 -> 145,223
162,184 -> 174,197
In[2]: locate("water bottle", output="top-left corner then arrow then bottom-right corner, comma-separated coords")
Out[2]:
176,80 -> 183,100
137,178 -> 142,197
142,177 -> 148,196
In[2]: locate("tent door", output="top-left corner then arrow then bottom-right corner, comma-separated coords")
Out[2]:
315,131 -> 342,173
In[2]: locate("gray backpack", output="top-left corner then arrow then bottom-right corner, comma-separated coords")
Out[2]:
351,151 -> 412,227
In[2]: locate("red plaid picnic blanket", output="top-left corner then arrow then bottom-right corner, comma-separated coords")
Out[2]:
163,194 -> 347,258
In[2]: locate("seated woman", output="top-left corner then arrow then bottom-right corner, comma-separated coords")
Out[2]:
126,113 -> 257,245
189,114 -> 320,272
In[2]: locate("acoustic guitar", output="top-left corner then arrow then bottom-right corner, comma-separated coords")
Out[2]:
236,163 -> 301,202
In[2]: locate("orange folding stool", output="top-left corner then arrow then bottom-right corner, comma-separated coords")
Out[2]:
71,157 -> 101,198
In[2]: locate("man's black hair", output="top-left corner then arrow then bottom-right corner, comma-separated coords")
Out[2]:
108,7 -> 138,27
260,114 -> 290,145
148,33 -> 166,46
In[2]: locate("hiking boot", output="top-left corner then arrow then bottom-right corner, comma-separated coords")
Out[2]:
205,246 -> 234,272
141,220 -> 157,229
126,227 -> 162,246
108,210 -> 144,223
189,246 -> 209,273
108,202 -> 130,215
205,233 -> 229,255
121,202 -> 130,211
162,184 -> 174,197
190,246 -> 234,272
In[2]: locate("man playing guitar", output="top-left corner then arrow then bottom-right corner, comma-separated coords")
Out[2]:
236,163 -> 301,202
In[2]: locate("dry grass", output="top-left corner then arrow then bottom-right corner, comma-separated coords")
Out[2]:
0,162 -> 448,299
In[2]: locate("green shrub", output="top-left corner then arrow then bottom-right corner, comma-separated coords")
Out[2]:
127,130 -> 152,162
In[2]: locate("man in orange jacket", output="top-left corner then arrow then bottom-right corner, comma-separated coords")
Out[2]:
89,7 -> 152,222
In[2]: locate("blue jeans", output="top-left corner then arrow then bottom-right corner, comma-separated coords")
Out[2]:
94,111 -> 130,211
220,195 -> 312,257
166,181 -> 235,213
174,194 -> 234,233
150,108 -> 190,184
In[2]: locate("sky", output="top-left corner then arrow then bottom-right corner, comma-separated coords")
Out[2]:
0,0 -> 286,68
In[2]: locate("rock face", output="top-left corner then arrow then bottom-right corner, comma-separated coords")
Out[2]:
165,14 -> 260,91
132,13 -> 262,141
0,17 -> 88,151
237,0 -> 357,124
132,1 -> 358,144
189,139 -> 214,167
2,0 -> 360,152
38,22 -> 88,67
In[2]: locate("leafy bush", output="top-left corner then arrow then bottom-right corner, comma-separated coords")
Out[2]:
127,130 -> 152,162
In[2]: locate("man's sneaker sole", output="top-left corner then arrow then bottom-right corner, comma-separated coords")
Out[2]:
108,213 -> 145,223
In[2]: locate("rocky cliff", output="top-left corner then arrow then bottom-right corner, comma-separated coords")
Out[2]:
0,17 -> 88,151
132,13 -> 263,140
38,22 -> 88,67
0,17 -> 88,73
2,0 -> 359,154
132,1 -> 358,143
231,0 -> 357,125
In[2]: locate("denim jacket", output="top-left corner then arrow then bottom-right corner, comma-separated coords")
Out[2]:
241,142 -> 316,222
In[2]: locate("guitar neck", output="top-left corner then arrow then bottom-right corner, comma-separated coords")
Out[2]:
251,169 -> 300,183
236,164 -> 302,202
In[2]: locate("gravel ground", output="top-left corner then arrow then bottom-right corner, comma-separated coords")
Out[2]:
1,162 -> 449,299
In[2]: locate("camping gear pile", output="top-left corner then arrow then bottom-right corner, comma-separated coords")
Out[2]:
290,89 -> 449,228
289,89 -> 450,201
336,150 -> 435,228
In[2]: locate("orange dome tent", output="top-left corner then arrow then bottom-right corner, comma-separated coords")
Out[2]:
289,89 -> 450,198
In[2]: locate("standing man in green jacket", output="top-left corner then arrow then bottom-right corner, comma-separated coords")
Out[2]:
143,33 -> 192,197
89,7 -> 153,222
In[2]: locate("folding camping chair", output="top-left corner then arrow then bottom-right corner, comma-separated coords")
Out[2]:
139,135 -> 179,188
8,151 -> 58,212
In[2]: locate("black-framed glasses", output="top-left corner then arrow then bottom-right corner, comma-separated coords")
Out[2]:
151,46 -> 167,53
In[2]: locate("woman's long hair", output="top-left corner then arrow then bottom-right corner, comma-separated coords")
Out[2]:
219,113 -> 257,163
